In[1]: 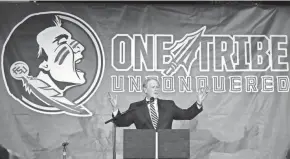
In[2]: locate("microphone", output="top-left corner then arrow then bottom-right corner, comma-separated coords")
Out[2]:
62,142 -> 69,147
62,142 -> 69,159
149,97 -> 154,103
105,106 -> 137,124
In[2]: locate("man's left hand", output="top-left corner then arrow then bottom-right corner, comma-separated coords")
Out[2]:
197,86 -> 210,105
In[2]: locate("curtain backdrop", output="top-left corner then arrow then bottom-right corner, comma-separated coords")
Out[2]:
0,2 -> 289,159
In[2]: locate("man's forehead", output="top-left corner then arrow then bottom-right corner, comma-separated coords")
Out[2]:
50,28 -> 70,39
38,27 -> 71,41
147,79 -> 160,86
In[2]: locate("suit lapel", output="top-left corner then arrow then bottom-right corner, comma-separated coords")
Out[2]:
140,99 -> 154,129
157,99 -> 164,129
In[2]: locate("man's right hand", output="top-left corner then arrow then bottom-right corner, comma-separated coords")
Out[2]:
108,92 -> 118,112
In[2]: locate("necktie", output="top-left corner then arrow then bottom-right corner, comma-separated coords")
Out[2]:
149,101 -> 158,129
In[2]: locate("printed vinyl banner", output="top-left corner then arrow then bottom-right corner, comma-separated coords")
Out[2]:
0,2 -> 289,159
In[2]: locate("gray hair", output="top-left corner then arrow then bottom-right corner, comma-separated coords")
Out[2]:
142,77 -> 160,88
37,16 -> 62,58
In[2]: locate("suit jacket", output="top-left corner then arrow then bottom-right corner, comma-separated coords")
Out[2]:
112,98 -> 203,129
0,144 -> 9,159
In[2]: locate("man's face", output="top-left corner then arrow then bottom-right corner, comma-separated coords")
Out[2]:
144,79 -> 160,98
37,26 -> 85,85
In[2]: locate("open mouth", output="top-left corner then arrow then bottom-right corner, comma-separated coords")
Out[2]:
75,59 -> 82,64
75,57 -> 83,73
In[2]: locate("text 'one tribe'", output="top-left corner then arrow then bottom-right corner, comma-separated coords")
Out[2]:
111,27 -> 289,76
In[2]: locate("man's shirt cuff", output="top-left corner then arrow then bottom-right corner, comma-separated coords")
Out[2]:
113,109 -> 119,117
197,102 -> 203,109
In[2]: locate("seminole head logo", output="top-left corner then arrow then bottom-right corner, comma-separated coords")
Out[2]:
2,12 -> 105,117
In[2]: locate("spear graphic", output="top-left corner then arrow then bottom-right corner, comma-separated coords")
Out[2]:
162,26 -> 206,76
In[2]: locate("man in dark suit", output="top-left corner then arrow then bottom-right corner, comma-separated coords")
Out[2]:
286,147 -> 290,159
0,145 -> 9,159
0,145 -> 20,159
108,77 -> 209,129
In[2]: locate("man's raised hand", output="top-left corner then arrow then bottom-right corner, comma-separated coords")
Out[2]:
197,86 -> 210,104
107,92 -> 118,111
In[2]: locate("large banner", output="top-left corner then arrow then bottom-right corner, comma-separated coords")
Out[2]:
0,2 -> 289,159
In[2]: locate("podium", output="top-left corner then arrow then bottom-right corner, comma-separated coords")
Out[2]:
123,129 -> 190,159
123,130 -> 156,159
